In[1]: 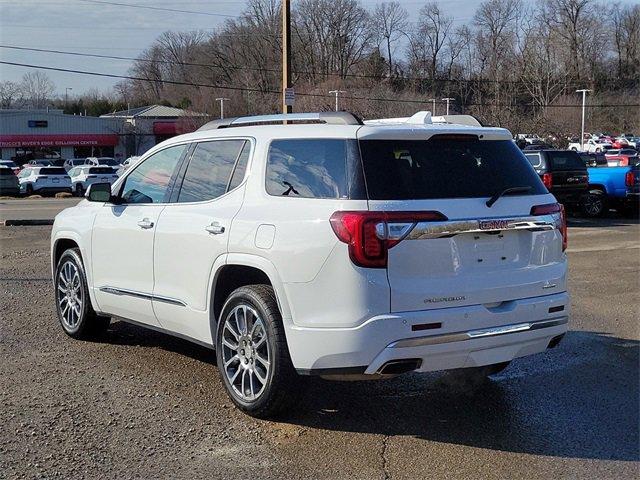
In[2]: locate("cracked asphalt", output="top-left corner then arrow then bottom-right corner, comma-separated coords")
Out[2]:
0,216 -> 638,479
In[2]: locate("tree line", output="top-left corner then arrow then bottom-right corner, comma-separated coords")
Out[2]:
2,0 -> 639,142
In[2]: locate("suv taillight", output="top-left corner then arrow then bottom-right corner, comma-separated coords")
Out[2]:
542,173 -> 553,189
330,211 -> 447,268
625,171 -> 635,187
531,203 -> 567,251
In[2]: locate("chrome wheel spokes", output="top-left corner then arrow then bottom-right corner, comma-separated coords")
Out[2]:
57,261 -> 83,330
221,304 -> 271,401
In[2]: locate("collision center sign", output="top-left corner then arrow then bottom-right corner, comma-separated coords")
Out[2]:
0,134 -> 119,148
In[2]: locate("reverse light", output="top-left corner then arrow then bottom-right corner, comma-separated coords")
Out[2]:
542,173 -> 553,189
531,202 -> 567,251
330,211 -> 447,268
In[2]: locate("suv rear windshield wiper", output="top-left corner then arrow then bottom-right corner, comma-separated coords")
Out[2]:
486,186 -> 532,208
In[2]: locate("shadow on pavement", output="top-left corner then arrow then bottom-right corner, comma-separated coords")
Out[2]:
99,322 -> 639,462
567,214 -> 639,228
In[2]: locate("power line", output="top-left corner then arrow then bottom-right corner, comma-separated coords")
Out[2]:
2,60 -> 639,109
76,0 -> 238,17
4,44 -> 638,87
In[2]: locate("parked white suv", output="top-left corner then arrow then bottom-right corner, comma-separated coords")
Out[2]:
19,166 -> 72,195
68,166 -> 119,196
51,111 -> 569,417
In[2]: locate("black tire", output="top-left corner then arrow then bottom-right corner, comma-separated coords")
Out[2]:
25,184 -> 34,196
75,184 -> 84,197
215,285 -> 299,418
582,189 -> 607,217
54,248 -> 110,339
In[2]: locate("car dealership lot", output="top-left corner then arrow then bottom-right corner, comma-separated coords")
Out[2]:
0,220 -> 638,479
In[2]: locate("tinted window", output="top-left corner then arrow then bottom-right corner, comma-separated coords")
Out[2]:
40,167 -> 67,175
228,142 -> 251,191
359,138 -> 546,200
547,151 -> 586,170
89,167 -> 114,174
524,153 -> 542,168
177,140 -> 245,203
266,139 -> 348,198
121,145 -> 185,204
98,159 -> 118,166
0,168 -> 14,176
1,161 -> 17,168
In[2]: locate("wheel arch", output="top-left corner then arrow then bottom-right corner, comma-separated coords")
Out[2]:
209,254 -> 292,345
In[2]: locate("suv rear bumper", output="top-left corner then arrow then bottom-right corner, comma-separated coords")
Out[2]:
288,292 -> 569,375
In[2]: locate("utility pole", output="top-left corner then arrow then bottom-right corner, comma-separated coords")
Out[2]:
428,98 -> 436,115
282,0 -> 292,115
576,89 -> 591,151
442,97 -> 454,115
65,87 -> 72,110
215,97 -> 230,119
329,90 -> 347,111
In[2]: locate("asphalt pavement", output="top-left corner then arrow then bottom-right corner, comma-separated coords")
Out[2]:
0,218 -> 638,479
0,198 -> 81,223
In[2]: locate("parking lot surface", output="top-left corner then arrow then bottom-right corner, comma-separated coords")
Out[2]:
1,218 -> 638,479
0,198 -> 81,222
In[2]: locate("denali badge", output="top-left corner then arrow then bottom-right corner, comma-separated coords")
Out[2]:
424,296 -> 466,304
479,219 -> 510,230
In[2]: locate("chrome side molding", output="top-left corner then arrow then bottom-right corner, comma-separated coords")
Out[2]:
388,317 -> 568,348
99,286 -> 187,307
407,214 -> 558,240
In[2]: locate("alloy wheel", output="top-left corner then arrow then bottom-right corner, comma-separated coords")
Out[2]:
57,260 -> 83,330
583,194 -> 603,216
221,304 -> 271,401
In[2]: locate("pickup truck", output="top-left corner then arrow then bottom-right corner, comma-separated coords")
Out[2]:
586,164 -> 639,216
568,139 -> 612,153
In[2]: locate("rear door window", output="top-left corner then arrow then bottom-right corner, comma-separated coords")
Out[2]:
176,140 -> 246,203
359,138 -> 546,200
266,139 -> 348,198
547,151 -> 586,170
524,152 -> 543,169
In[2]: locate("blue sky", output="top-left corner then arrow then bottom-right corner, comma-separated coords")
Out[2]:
0,0 -> 635,96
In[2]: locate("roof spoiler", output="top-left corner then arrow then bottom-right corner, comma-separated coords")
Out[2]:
198,111 -> 363,130
364,111 -> 483,127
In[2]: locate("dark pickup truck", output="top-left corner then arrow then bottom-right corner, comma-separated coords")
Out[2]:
524,150 -> 591,214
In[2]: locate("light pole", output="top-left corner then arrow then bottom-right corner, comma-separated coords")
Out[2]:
215,97 -> 230,119
442,97 -> 454,115
329,90 -> 347,111
65,87 -> 72,109
576,89 -> 591,151
428,98 -> 436,115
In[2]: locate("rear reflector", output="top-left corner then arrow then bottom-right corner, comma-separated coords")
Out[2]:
330,211 -> 447,268
531,202 -> 567,251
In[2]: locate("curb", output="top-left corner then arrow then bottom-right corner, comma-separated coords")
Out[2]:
2,219 -> 54,226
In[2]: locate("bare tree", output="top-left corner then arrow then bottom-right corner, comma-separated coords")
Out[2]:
372,2 -> 408,76
20,71 -> 55,109
610,2 -> 640,80
408,2 -> 453,80
0,80 -> 23,108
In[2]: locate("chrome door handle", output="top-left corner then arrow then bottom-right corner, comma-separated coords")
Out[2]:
205,222 -> 225,235
137,218 -> 154,229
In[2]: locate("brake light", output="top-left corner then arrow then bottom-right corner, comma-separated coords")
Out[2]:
330,211 -> 447,268
625,171 -> 635,187
542,173 -> 553,189
531,203 -> 567,251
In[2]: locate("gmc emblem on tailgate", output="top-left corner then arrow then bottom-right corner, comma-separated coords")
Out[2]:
479,219 -> 510,230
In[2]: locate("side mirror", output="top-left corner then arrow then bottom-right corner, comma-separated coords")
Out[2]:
86,183 -> 113,202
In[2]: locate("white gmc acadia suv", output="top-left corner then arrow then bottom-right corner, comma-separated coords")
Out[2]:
51,111 -> 569,418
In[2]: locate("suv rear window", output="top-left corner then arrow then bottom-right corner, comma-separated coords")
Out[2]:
547,151 -> 585,170
40,167 -> 67,175
359,138 -> 546,200
89,167 -> 114,174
